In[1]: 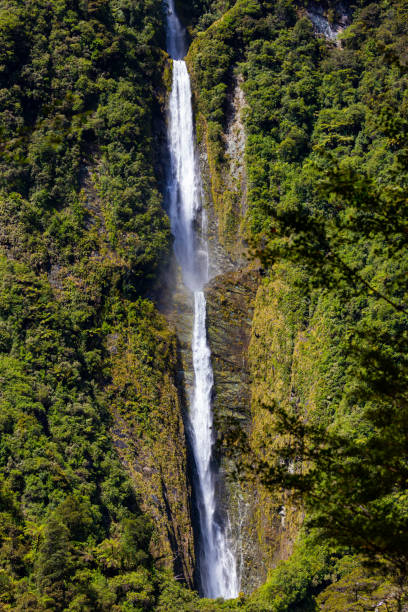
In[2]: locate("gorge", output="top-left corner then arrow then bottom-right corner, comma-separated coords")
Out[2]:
0,0 -> 407,610
165,0 -> 239,598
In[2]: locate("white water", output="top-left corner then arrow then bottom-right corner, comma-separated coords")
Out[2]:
165,0 -> 239,600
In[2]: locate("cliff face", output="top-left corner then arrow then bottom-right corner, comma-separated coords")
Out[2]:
206,268 -> 257,438
194,74 -> 300,591
107,303 -> 196,587
193,80 -> 249,263
77,160 -> 198,587
247,269 -> 308,579
206,266 -> 265,592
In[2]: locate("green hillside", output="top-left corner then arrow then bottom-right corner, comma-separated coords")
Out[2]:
0,0 -> 407,609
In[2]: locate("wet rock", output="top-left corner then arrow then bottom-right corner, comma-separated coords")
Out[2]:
206,267 -> 259,435
206,266 -> 268,592
307,2 -> 352,42
108,311 -> 196,589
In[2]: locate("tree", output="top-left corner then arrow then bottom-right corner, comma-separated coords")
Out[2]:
240,42 -> 408,580
34,516 -> 73,609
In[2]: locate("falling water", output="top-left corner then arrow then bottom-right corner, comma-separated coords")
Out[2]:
164,0 -> 239,600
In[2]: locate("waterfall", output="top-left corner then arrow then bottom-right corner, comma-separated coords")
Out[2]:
164,0 -> 239,600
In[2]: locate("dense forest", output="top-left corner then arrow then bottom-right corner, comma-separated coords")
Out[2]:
0,0 -> 188,608
0,0 -> 407,609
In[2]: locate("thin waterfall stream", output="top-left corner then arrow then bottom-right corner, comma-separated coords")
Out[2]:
164,0 -> 239,599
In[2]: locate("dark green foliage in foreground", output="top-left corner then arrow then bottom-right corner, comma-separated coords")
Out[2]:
243,0 -> 408,578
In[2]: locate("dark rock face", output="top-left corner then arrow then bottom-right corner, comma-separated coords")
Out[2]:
306,1 -> 352,41
155,255 -> 195,398
206,267 -> 268,592
152,256 -> 199,586
206,267 -> 259,437
206,267 -> 305,592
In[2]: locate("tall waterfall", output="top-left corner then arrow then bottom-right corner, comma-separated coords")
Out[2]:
165,0 -> 239,600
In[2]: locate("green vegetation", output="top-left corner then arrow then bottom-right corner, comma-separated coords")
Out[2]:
0,253 -> 161,608
0,0 -> 195,608
175,0 -> 236,32
244,0 -> 408,580
187,0 -> 408,607
2,0 -> 408,608
0,0 -> 170,284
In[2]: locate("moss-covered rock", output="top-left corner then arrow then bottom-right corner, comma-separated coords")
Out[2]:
107,299 -> 196,588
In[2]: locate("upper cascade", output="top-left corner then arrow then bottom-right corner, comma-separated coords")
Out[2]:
165,0 -> 187,59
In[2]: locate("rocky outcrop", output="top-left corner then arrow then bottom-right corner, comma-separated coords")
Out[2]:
205,266 -> 302,592
306,2 -> 352,42
205,266 -> 260,591
194,76 -> 249,266
223,76 -> 248,220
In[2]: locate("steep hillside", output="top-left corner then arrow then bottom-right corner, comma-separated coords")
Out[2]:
0,0 -> 197,607
185,0 -> 408,608
1,0 -> 408,609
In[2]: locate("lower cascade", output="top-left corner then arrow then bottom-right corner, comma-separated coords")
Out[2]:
165,0 -> 239,600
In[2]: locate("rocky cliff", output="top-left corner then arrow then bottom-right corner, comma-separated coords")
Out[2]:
107,303 -> 196,587
193,74 -> 301,591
